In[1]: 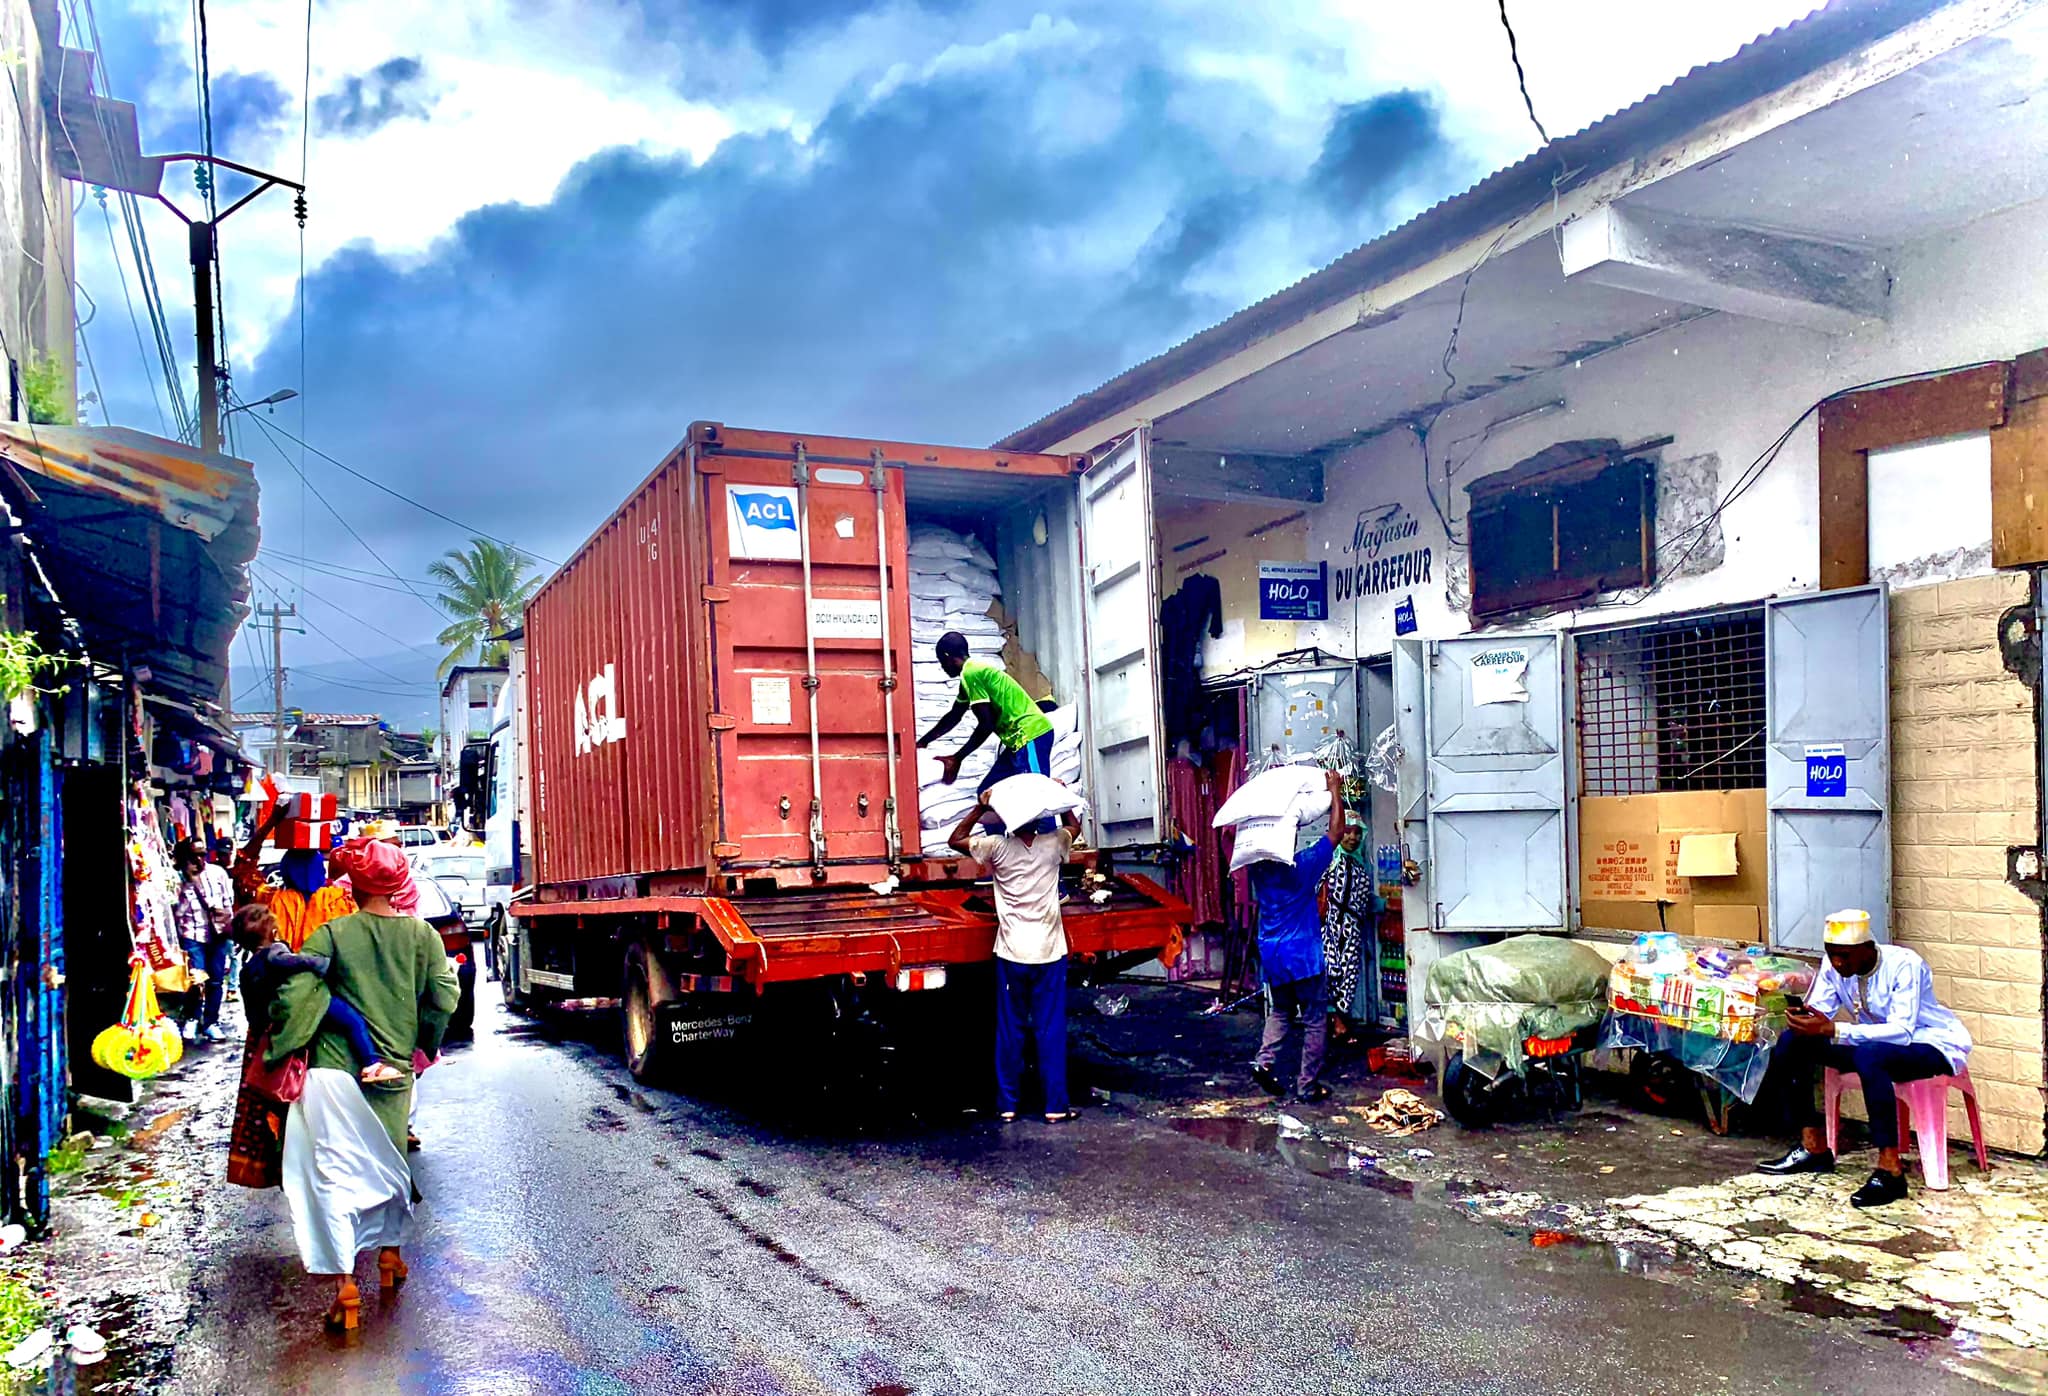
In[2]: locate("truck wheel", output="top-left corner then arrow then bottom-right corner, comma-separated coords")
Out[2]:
623,942 -> 675,1085
499,919 -> 533,1017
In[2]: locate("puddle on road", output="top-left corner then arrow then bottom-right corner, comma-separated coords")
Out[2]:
1168,1118 -> 1415,1199
1165,1113 -> 2048,1392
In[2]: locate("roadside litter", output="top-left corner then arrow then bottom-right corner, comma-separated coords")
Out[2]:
1360,1089 -> 1443,1137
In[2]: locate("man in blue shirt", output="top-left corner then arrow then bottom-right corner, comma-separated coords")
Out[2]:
1756,912 -> 1971,1208
1246,770 -> 1346,1104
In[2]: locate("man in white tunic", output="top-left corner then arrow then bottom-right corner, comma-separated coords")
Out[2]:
1756,912 -> 1971,1208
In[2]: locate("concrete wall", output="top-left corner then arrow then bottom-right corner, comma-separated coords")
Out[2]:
1156,500 -> 1306,678
1296,192 -> 2048,655
0,0 -> 74,420
1889,571 -> 2044,1155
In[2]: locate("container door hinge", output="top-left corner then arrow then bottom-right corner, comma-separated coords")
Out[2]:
712,842 -> 742,860
708,713 -> 738,732
702,585 -> 732,605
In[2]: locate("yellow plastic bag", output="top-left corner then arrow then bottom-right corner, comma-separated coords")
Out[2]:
94,961 -> 176,1081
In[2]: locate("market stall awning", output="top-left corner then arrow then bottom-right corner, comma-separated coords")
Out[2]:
0,424 -> 258,708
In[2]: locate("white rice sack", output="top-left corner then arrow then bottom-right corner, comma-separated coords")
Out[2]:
910,597 -> 948,622
908,531 -> 973,561
944,613 -> 1004,637
1046,704 -> 1079,741
1214,764 -> 1322,829
1228,814 -> 1299,873
962,539 -> 995,571
986,774 -> 1085,834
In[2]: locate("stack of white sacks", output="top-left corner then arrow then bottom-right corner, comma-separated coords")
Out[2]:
908,524 -> 1083,853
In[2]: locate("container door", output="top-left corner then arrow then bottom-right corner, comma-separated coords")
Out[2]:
1077,430 -> 1167,847
703,451 -> 917,870
1765,585 -> 1890,951
1423,633 -> 1567,930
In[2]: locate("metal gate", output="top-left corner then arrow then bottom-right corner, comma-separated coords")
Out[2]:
1421,633 -> 1568,931
1765,585 -> 1890,951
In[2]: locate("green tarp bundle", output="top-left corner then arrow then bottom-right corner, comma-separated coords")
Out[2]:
1418,934 -> 1612,1075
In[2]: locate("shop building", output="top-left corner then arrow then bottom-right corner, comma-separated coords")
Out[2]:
1002,0 -> 2048,1152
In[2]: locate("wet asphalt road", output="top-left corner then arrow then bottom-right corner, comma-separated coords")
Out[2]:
146,992 -> 2000,1396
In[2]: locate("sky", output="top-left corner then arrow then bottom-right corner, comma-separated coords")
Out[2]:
67,0 -> 1828,730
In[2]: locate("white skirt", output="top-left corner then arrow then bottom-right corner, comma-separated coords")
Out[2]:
282,1068 -> 412,1275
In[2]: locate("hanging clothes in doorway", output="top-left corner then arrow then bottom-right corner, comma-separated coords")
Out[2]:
1159,573 -> 1223,754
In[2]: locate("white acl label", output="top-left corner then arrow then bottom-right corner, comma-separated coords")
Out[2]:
574,663 -> 628,755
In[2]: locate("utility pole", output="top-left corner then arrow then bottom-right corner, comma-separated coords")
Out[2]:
256,603 -> 297,774
155,155 -> 305,452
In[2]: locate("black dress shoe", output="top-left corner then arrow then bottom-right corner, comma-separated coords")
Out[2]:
1756,1145 -> 1836,1176
1296,1083 -> 1332,1104
1850,1168 -> 1909,1209
1251,1065 -> 1286,1098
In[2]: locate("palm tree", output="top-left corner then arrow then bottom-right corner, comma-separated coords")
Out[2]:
428,538 -> 540,677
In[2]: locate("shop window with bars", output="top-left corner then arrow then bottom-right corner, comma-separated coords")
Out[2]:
1575,607 -> 1765,794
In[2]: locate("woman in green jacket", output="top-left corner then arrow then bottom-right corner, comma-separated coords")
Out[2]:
269,839 -> 459,1331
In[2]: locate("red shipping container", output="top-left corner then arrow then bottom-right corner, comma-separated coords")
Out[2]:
525,423 -> 1087,891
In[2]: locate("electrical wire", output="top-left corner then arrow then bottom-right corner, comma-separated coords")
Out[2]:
242,409 -> 449,620
250,561 -> 422,685
248,411 -> 562,567
1495,0 -> 1551,146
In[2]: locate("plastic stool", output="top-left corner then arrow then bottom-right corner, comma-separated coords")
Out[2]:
1823,1065 -> 1991,1190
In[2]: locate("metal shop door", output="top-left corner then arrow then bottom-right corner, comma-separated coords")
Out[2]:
1411,633 -> 1568,931
1765,585 -> 1890,951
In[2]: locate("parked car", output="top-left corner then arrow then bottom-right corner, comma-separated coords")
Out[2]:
414,874 -> 476,1038
398,824 -> 446,851
413,847 -> 488,927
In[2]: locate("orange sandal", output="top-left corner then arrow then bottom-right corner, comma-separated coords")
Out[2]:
378,1248 -> 409,1291
325,1279 -> 361,1331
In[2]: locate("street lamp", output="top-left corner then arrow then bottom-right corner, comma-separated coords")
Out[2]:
225,388 -> 299,417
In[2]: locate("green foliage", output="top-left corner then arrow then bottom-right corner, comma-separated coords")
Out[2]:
0,600 -> 68,704
0,1270 -> 45,1349
428,538 -> 538,679
21,353 -> 72,426
44,1136 -> 87,1176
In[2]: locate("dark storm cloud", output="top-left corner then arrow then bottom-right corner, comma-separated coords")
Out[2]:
208,72 -> 293,153
315,57 -> 435,136
628,0 -> 975,53
244,44 -> 1460,571
1310,90 -> 1447,213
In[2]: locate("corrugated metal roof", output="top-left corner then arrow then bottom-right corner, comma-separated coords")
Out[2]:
997,0 -> 1953,452
0,423 -> 259,708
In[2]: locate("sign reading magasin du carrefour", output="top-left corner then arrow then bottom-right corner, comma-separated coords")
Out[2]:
1258,562 -> 1328,621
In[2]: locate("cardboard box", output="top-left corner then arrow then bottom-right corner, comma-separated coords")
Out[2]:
1579,788 -> 1768,944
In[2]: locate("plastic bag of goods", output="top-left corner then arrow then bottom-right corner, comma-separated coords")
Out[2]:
985,773 -> 1085,835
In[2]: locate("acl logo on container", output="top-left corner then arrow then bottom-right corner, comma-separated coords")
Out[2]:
727,484 -> 803,561
574,664 -> 627,755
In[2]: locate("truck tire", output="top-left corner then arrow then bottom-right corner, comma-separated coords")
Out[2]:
622,941 -> 676,1085
499,918 -> 533,1017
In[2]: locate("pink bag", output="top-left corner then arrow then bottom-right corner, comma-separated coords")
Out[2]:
243,1033 -> 307,1104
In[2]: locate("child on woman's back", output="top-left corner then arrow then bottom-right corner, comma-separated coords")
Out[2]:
229,904 -> 400,1085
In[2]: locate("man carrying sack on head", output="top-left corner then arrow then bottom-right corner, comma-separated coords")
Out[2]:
1755,909 -> 1971,1208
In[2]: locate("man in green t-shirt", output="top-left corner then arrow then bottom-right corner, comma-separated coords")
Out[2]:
916,631 -> 1056,792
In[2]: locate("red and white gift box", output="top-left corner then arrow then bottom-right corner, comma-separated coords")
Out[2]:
272,819 -> 335,851
284,791 -> 338,822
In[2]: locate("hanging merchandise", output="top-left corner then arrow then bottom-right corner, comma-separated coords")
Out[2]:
1159,573 -> 1223,753
1364,722 -> 1401,794
91,959 -> 182,1081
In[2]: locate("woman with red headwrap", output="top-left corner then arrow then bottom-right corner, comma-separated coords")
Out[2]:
265,839 -> 459,1331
